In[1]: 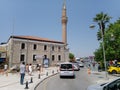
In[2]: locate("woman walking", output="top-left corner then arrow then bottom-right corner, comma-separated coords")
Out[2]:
29,64 -> 32,76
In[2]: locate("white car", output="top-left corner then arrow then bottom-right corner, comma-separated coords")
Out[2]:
78,62 -> 84,67
87,77 -> 120,90
76,61 -> 84,67
59,62 -> 75,78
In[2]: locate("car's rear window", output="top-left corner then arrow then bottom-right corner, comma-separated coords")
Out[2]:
60,64 -> 72,69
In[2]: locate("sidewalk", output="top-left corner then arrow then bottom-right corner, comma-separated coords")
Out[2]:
87,69 -> 119,84
0,66 -> 59,90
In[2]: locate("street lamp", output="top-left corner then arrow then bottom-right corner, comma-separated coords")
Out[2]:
90,22 -> 108,79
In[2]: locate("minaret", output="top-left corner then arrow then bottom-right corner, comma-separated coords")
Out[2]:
61,0 -> 68,45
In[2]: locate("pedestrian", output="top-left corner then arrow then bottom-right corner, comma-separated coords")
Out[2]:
29,64 -> 32,76
114,59 -> 117,65
4,63 -> 8,76
36,64 -> 40,71
92,62 -> 95,68
25,64 -> 29,74
39,64 -> 41,71
88,63 -> 91,68
109,60 -> 113,66
20,62 -> 25,85
36,64 -> 41,74
98,63 -> 101,72
4,63 -> 8,71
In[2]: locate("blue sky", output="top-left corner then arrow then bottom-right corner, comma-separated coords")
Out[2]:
0,0 -> 120,57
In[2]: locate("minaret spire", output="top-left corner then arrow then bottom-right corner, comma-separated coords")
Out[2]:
63,0 -> 66,9
61,0 -> 68,45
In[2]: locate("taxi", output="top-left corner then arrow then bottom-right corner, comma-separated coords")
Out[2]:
108,62 -> 120,74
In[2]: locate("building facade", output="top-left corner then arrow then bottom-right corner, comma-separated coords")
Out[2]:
7,36 -> 69,67
0,44 -> 7,64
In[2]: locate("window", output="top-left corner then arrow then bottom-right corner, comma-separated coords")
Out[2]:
61,64 -> 72,69
44,45 -> 47,51
58,46 -> 61,51
33,55 -> 36,61
64,47 -> 66,50
52,55 -> 55,61
33,44 -> 37,50
52,46 -> 54,51
21,43 -> 25,49
58,55 -> 61,61
106,79 -> 120,90
20,54 -> 25,62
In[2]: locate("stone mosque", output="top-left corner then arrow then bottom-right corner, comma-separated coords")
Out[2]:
0,0 -> 69,67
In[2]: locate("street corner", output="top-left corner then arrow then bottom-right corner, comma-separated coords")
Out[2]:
92,72 -> 101,75
96,79 -> 108,84
111,74 -> 120,77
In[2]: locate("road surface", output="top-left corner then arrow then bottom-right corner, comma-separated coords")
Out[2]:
35,68 -> 95,90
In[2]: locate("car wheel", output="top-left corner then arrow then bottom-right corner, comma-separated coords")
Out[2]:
73,75 -> 75,79
112,70 -> 117,74
60,76 -> 62,78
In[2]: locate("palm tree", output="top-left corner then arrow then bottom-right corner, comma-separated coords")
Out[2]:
93,12 -> 111,40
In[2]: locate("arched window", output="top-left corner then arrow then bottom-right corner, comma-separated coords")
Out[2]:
58,46 -> 61,51
52,55 -> 55,61
20,54 -> 25,62
21,43 -> 25,49
33,44 -> 37,50
52,46 -> 54,51
33,55 -> 36,61
58,55 -> 61,61
44,45 -> 47,51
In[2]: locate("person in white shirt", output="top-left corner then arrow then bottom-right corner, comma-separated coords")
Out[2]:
4,64 -> 8,71
29,64 -> 32,76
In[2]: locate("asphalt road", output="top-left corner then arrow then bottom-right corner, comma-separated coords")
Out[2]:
35,68 -> 95,90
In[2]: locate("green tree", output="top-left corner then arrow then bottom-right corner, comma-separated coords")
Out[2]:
69,53 -> 75,62
93,12 -> 111,40
94,18 -> 120,63
104,18 -> 120,61
92,12 -> 111,63
94,48 -> 102,62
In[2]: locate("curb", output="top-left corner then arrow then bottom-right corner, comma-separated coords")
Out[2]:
34,72 -> 58,90
111,74 -> 120,77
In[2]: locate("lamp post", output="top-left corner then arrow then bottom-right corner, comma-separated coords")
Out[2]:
90,21 -> 108,79
100,21 -> 108,79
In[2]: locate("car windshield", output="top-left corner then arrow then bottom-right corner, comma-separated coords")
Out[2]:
61,64 -> 72,69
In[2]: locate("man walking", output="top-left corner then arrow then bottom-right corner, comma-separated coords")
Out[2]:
20,62 -> 25,85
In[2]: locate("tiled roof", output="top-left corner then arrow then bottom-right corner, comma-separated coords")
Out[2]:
10,35 -> 64,44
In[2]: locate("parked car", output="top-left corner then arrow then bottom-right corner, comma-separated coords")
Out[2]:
72,63 -> 80,71
76,61 -> 84,67
108,62 -> 120,74
59,62 -> 75,78
78,62 -> 84,67
87,77 -> 120,90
